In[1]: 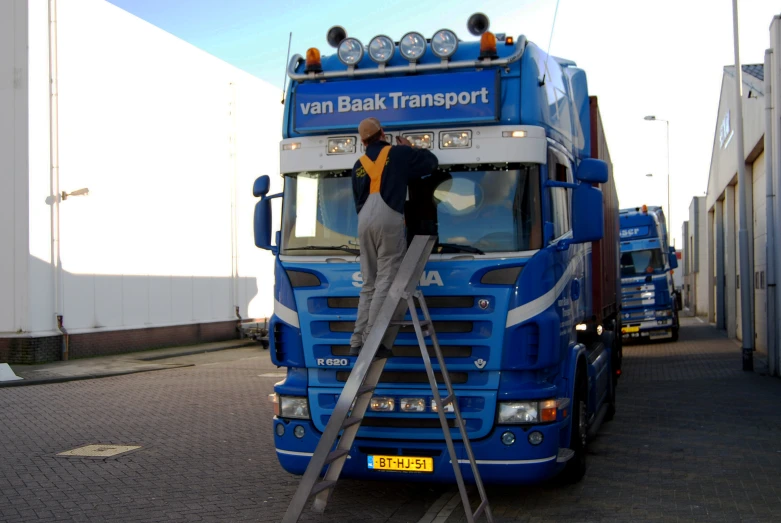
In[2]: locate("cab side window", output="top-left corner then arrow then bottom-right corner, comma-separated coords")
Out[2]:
548,148 -> 572,239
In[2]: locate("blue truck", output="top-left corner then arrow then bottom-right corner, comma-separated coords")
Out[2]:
253,15 -> 621,485
619,205 -> 680,342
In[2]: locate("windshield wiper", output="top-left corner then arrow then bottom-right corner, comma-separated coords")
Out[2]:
436,243 -> 484,255
284,245 -> 359,256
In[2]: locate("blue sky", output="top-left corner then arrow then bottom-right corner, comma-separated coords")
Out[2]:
106,0 -> 551,90
108,0 -> 781,246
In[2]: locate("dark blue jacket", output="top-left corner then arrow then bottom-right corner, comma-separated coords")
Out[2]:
352,141 -> 438,215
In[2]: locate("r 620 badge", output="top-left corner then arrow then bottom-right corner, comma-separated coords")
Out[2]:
317,358 -> 349,366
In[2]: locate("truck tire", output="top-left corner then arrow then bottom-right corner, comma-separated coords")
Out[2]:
560,370 -> 588,484
670,312 -> 680,342
600,329 -> 617,422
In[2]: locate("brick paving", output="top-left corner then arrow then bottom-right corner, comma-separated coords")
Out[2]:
445,317 -> 781,522
3,318 -> 781,522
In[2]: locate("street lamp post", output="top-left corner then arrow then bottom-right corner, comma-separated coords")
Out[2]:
644,116 -> 671,242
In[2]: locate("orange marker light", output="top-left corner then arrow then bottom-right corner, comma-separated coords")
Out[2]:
540,399 -> 557,423
642,204 -> 648,214
479,31 -> 498,59
505,36 -> 514,45
305,47 -> 322,73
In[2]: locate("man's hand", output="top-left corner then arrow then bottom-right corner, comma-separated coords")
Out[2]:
395,135 -> 413,147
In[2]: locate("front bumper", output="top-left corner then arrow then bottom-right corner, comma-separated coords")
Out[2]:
621,317 -> 673,339
273,416 -> 572,484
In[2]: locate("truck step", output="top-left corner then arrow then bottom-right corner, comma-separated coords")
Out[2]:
557,448 -> 575,463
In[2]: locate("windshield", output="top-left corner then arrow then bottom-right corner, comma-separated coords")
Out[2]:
280,165 -> 542,256
620,248 -> 666,277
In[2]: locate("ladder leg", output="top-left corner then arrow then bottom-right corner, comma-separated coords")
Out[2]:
407,296 -> 475,523
311,357 -> 386,512
415,293 -> 494,523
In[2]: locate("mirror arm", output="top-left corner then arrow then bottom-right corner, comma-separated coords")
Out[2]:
544,180 -> 578,190
555,238 -> 572,251
264,192 -> 283,201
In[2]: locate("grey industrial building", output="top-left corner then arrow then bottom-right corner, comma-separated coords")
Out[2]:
683,15 -> 781,373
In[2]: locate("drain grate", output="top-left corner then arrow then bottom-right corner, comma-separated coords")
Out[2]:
58,444 -> 141,458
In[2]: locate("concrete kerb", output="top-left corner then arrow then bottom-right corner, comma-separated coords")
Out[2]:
0,339 -> 259,388
0,364 -> 195,388
138,339 -> 257,360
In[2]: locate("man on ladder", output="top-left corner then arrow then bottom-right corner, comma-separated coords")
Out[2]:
350,117 -> 439,357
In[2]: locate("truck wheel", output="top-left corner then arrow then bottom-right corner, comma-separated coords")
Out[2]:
670,312 -> 679,342
602,330 -> 617,422
560,372 -> 587,484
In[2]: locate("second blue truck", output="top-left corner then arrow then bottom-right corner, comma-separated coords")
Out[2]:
619,205 -> 680,342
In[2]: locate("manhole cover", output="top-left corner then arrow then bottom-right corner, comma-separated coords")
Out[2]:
58,444 -> 141,457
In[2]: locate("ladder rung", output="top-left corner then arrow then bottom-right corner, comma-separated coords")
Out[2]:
441,394 -> 455,405
357,384 -> 375,396
310,480 -> 337,496
324,449 -> 350,465
472,499 -> 488,519
341,416 -> 364,429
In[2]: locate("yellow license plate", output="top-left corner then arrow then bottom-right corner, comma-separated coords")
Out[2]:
622,326 -> 640,333
368,455 -> 434,473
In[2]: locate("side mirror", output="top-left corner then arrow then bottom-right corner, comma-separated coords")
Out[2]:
571,183 -> 604,244
253,175 -> 270,197
668,246 -> 678,269
253,175 -> 279,254
575,158 -> 608,184
254,198 -> 273,251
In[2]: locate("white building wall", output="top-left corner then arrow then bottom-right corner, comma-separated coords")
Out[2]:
695,197 -> 708,316
12,0 -> 281,337
684,196 -> 709,317
752,151 -> 767,352
0,0 -> 30,334
27,0 -> 56,335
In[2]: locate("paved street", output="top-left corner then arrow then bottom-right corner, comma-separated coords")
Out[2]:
4,318 -> 781,522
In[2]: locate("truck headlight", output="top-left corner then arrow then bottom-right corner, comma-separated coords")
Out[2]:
431,29 -> 458,59
368,35 -> 395,64
337,37 -> 364,66
498,399 -> 557,424
370,396 -> 395,412
279,396 -> 310,419
399,32 -> 426,61
655,309 -> 672,318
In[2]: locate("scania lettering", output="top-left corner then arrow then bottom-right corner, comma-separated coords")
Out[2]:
253,15 -> 622,485
619,205 -> 680,341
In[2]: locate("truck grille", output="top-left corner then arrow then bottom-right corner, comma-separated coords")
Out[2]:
336,371 -> 468,384
621,284 -> 655,308
329,321 -> 473,333
328,296 -> 474,309
360,418 -> 457,429
623,310 -> 653,321
330,345 -> 473,358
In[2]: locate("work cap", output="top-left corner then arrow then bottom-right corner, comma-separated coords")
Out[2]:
358,117 -> 382,140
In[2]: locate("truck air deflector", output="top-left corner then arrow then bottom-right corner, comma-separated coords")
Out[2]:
506,255 -> 581,328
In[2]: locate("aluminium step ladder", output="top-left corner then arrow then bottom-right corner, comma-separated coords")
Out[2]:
282,235 -> 493,523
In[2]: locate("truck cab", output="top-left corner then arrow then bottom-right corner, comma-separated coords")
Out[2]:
254,16 -> 621,485
619,205 -> 680,341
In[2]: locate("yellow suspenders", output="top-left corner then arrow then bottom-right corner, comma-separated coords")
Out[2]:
358,145 -> 391,195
